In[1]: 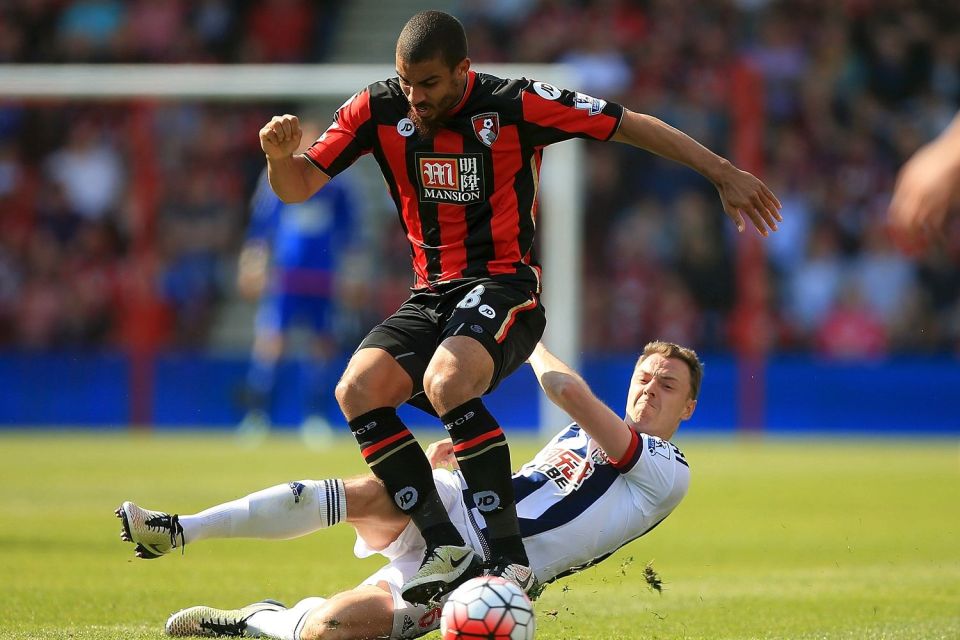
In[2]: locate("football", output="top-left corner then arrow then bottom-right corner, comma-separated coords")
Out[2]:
440,576 -> 536,639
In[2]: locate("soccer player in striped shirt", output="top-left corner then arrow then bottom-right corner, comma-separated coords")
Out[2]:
120,340 -> 701,639
258,10 -> 779,604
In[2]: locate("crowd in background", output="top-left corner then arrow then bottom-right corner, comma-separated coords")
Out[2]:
462,0 -> 960,355
0,0 -> 957,357
0,0 -> 341,63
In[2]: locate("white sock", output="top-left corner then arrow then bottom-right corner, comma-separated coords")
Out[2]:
246,597 -> 327,640
179,479 -> 346,545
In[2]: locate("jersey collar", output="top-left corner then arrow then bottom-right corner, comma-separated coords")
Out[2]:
446,70 -> 476,117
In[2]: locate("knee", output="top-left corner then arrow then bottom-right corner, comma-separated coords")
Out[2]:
423,362 -> 483,414
297,614 -> 326,640
335,363 -> 410,419
298,609 -> 341,640
297,608 -> 362,640
297,614 -> 329,640
333,373 -> 362,413
334,371 -> 391,418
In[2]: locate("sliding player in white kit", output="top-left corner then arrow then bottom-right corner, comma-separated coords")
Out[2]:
117,340 -> 700,639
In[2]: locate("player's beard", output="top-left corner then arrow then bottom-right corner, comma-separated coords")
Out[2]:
408,105 -> 447,138
407,89 -> 460,138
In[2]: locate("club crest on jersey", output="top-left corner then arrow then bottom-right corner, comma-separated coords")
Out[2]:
415,152 -> 485,204
471,112 -> 499,147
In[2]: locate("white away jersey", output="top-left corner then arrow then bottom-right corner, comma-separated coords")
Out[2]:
495,423 -> 690,584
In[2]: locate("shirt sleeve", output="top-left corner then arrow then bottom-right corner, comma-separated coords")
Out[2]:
608,429 -> 643,474
303,88 -> 375,178
621,433 -> 688,501
520,80 -> 624,146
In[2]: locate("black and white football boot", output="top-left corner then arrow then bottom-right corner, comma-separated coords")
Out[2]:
115,501 -> 184,559
164,600 -> 286,637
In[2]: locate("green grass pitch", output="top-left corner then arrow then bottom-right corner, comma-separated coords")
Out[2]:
0,432 -> 957,639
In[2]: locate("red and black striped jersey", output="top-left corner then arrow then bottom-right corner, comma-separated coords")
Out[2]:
304,70 -> 624,291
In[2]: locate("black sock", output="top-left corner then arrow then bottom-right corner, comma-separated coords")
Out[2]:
442,398 -> 528,565
349,407 -> 463,549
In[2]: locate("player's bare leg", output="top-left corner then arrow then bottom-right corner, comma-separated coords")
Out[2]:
338,347 -> 482,604
334,347 -> 412,420
422,336 -> 535,594
165,585 -> 406,640
296,585 -> 397,640
421,336 -> 493,416
342,475 -> 409,550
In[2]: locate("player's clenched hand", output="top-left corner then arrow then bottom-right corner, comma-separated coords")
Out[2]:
714,164 -> 782,236
426,439 -> 459,470
260,114 -> 303,159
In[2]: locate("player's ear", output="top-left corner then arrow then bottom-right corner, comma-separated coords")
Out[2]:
456,57 -> 471,78
680,399 -> 697,421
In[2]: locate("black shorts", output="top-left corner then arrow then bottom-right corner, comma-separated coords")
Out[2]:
358,278 -> 547,416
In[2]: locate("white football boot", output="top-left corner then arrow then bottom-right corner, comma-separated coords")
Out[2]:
488,559 -> 540,599
400,544 -> 482,605
115,501 -> 184,559
165,600 -> 285,637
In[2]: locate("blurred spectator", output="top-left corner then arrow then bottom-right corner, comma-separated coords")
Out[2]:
35,181 -> 84,248
673,192 -> 736,347
557,23 -> 632,97
0,240 -> 20,343
120,0 -> 185,62
243,0 -> 317,63
61,220 -> 122,344
15,231 -> 67,348
815,280 -> 888,360
852,223 -> 917,326
44,119 -> 124,222
745,8 -> 809,123
787,225 -> 844,338
57,0 -> 125,62
158,165 -> 236,347
647,273 -> 703,348
189,0 -> 239,61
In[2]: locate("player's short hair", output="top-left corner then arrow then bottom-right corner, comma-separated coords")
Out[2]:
396,10 -> 468,69
637,341 -> 704,401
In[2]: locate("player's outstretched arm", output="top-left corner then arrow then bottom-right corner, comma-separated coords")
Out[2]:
260,114 -> 330,203
527,343 -> 635,461
611,109 -> 782,236
888,111 -> 960,238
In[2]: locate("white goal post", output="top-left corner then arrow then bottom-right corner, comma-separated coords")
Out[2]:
0,63 -> 584,434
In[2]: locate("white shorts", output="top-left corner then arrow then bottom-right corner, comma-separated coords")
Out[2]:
354,468 -> 488,639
